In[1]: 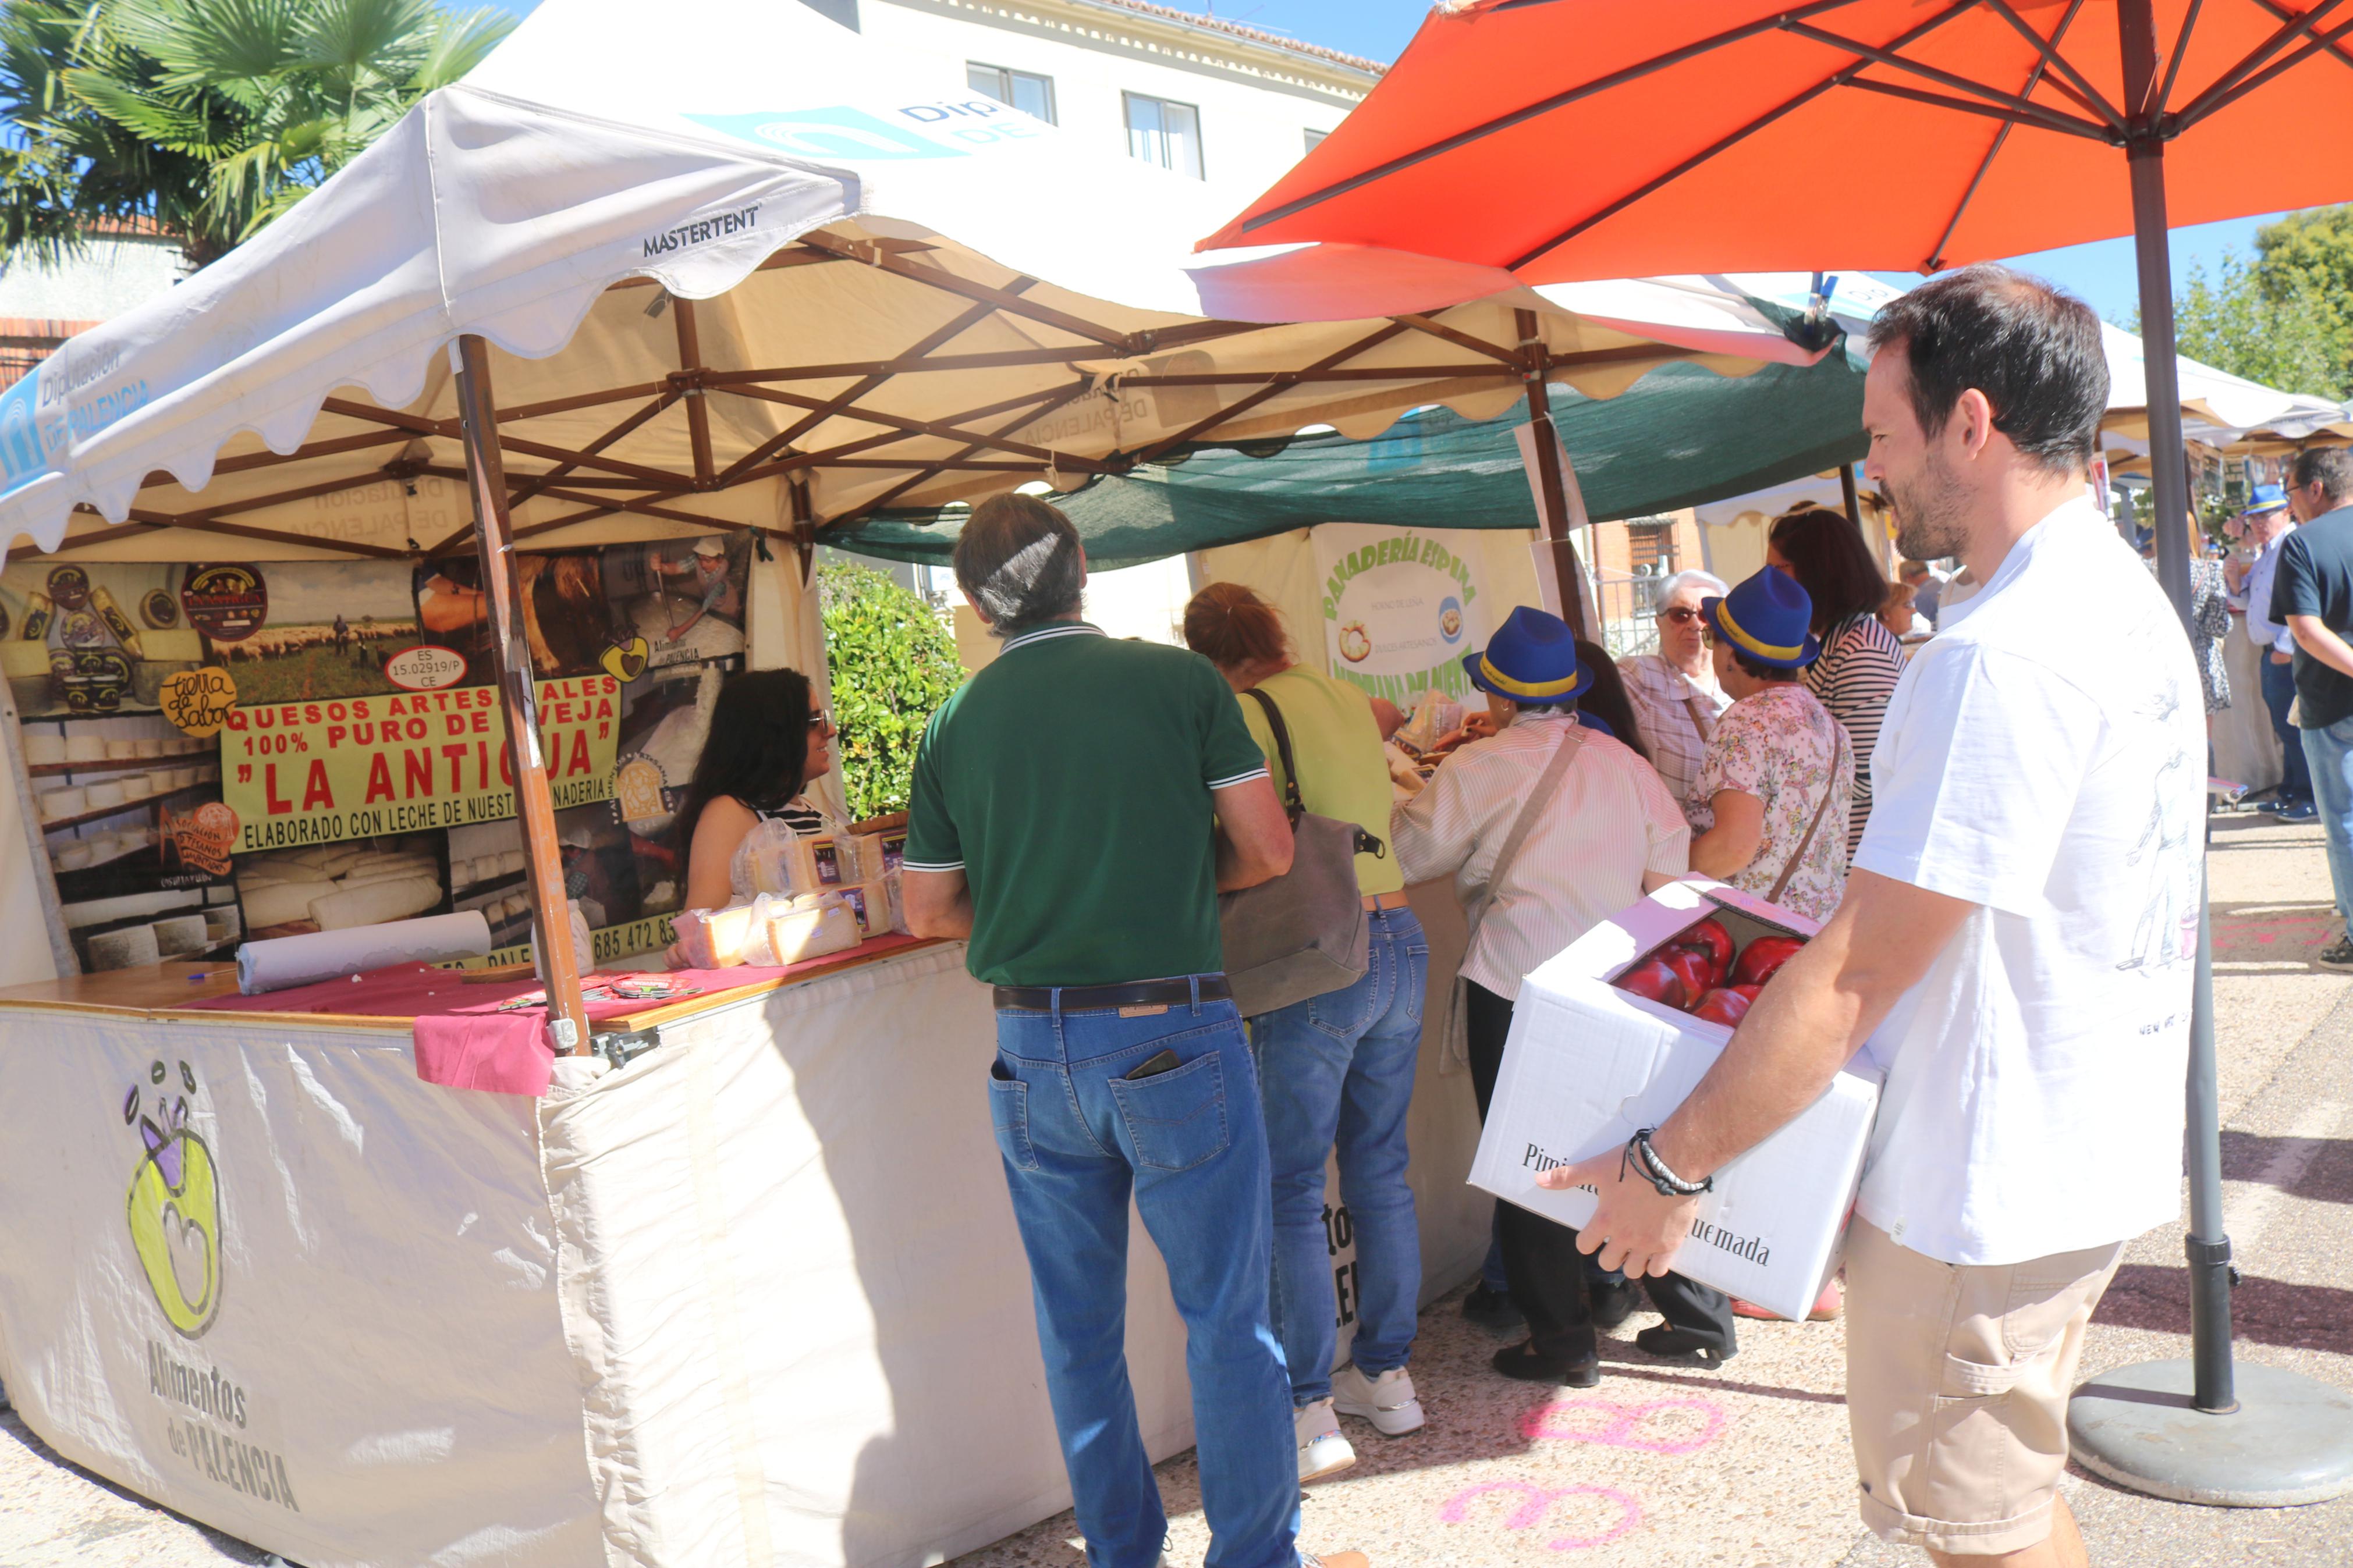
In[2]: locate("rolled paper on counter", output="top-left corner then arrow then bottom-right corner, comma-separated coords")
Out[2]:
306,873 -> 443,932
236,909 -> 492,995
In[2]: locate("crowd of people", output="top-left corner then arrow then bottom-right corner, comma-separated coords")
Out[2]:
659,265 -> 2230,1568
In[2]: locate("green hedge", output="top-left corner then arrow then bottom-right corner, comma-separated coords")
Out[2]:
819,562 -> 965,818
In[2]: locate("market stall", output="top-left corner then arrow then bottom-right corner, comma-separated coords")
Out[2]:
0,1 -> 1842,1564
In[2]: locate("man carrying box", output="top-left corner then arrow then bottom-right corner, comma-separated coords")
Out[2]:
1544,265 -> 2203,1568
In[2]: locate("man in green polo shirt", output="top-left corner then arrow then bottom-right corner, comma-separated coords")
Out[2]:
903,495 -> 1368,1568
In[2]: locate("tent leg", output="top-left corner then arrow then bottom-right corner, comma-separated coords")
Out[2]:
1516,308 -> 1590,638
2068,9 -> 2353,1502
453,335 -> 594,1057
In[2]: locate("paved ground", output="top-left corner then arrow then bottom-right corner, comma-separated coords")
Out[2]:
4,805 -> 2349,1568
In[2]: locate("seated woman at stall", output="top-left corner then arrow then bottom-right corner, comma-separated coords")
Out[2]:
1183,581 -> 1431,1482
1392,605 -> 1740,1382
671,668 -> 839,913
1688,570 -> 1852,924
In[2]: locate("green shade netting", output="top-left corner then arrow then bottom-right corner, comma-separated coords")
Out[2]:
822,344 -> 1867,571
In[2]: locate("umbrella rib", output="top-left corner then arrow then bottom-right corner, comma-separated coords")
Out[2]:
2171,0 -> 2348,125
818,381 -> 1101,533
1392,313 -> 1529,368
1503,0 -> 1986,272
796,232 -> 1127,346
502,391 -> 679,513
1924,0 -> 2092,272
1779,20 -> 2114,138
1233,0 -> 1867,235
1836,76 -> 2116,141
715,292 -> 1015,486
2245,0 -> 2353,82
1136,321 -> 1411,461
1974,0 -> 2128,128
673,297 -> 716,490
718,383 -> 1118,474
2156,0 -> 2207,113
2175,10 -> 2353,129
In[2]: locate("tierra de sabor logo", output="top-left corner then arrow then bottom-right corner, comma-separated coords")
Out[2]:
124,1060 -> 301,1511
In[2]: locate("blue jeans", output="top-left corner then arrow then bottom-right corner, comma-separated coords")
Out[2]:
2304,719 -> 2353,941
1251,905 -> 1428,1406
989,984 -> 1298,1568
2265,655 -> 2314,803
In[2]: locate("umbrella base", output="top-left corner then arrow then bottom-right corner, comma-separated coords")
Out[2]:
2068,1361 -> 2353,1507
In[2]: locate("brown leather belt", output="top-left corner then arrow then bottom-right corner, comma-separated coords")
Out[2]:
1364,891 -> 1412,911
993,975 -> 1233,1012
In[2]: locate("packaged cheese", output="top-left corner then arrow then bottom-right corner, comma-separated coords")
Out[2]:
808,835 -> 860,887
673,902 -> 763,969
848,826 -> 906,876
883,868 -> 911,936
765,895 -> 859,966
837,880 -> 890,940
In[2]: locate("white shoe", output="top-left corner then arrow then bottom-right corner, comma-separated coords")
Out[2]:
1331,1363 -> 1424,1437
1294,1397 -> 1356,1482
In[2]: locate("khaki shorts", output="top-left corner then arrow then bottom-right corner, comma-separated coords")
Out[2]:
1845,1219 -> 2124,1556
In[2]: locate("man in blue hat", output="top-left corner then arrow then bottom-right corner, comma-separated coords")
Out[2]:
2238,483 -> 2313,819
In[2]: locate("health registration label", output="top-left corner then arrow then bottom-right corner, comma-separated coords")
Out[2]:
219,677 -> 620,852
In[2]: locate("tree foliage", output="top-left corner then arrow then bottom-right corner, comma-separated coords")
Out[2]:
2138,205 -> 2353,402
2162,250 -> 2349,401
0,0 -> 512,268
818,561 -> 965,820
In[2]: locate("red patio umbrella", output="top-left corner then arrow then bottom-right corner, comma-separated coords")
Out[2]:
1206,0 -> 2353,609
1207,0 -> 2353,1506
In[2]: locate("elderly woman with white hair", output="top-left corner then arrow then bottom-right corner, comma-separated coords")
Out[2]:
1617,568 -> 1730,826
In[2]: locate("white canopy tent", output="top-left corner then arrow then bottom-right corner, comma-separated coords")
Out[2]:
0,0 -> 1823,568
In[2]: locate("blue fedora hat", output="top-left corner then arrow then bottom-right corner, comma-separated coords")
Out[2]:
1704,569 -> 1821,669
1463,605 -> 1591,703
2246,483 -> 2291,516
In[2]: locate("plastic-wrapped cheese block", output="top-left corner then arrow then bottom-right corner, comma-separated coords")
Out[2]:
884,869 -> 911,936
307,874 -> 442,932
674,902 -> 763,968
765,897 -> 858,966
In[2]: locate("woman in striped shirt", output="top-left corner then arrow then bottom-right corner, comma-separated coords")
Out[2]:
1768,504 -> 1907,855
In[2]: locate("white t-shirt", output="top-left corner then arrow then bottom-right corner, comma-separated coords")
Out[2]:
1852,496 -> 2205,1267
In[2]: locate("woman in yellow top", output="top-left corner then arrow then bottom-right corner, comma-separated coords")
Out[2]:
1184,582 -> 1428,1485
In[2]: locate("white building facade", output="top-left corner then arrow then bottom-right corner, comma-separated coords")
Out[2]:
828,0 -> 1376,216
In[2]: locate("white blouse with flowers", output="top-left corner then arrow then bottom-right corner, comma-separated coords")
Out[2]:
1689,683 -> 1851,922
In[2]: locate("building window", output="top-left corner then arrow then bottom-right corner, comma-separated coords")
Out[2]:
1304,127 -> 1327,153
967,62 -> 1056,124
1124,93 -> 1204,179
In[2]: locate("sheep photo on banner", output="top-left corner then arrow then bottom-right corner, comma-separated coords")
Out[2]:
7,537 -> 754,974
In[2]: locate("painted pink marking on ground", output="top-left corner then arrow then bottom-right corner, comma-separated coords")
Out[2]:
1520,1395 -> 1727,1455
1439,1480 -> 1644,1551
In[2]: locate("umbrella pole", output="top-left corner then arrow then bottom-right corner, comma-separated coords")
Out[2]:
1516,309 -> 1591,638
2068,2 -> 2353,1504
453,334 -> 594,1058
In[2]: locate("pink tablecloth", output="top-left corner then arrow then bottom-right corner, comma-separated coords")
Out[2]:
189,933 -> 926,1096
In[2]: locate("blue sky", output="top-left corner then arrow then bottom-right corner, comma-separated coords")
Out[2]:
478,0 -> 2291,322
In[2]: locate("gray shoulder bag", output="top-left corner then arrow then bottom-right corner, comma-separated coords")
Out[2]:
1218,687 -> 1386,1018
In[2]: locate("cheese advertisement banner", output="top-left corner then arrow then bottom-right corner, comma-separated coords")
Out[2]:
1311,523 -> 1492,704
219,677 -> 623,854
